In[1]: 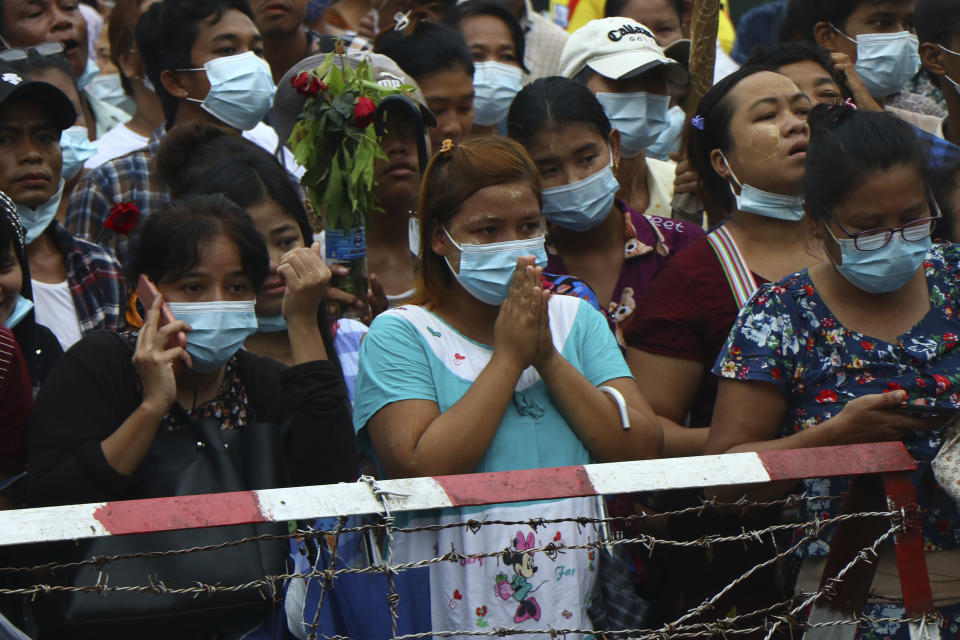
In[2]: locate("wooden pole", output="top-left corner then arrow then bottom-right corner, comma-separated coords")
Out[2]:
670,0 -> 720,225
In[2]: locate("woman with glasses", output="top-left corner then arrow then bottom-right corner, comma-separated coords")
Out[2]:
706,103 -> 956,639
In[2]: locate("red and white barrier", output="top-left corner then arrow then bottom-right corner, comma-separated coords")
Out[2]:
0,442 -> 915,547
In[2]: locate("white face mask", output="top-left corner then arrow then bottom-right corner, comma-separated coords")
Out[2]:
541,152 -> 620,231
443,228 -> 547,305
719,152 -> 805,222
595,92 -> 671,158
181,52 -> 276,131
833,26 -> 921,98
17,179 -> 65,244
85,72 -> 128,108
472,61 -> 524,127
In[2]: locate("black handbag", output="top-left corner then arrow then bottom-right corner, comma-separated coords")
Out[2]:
35,414 -> 290,640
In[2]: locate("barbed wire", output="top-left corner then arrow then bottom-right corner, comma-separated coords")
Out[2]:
0,480 -> 931,640
0,507 -> 895,585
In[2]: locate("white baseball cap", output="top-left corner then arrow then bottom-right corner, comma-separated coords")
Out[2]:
559,17 -> 688,84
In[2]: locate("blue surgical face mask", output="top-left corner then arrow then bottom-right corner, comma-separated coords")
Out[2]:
17,179 -> 65,244
595,92 -> 671,158
834,27 -> 920,98
85,72 -> 133,110
60,126 -> 97,180
142,74 -> 156,93
183,52 -> 276,131
77,57 -> 100,91
3,295 -> 33,328
443,228 -> 548,305
827,229 -> 931,294
541,152 -> 620,231
256,313 -> 287,333
166,300 -> 258,372
720,152 -> 805,222
472,61 -> 524,127
646,104 -> 685,161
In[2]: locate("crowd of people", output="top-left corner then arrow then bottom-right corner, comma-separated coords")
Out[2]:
0,0 -> 959,638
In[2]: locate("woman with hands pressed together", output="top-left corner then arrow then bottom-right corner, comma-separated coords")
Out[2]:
707,105 -> 960,638
27,194 -> 357,508
352,136 -> 661,634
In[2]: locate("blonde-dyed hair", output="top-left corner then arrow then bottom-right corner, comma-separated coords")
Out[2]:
412,136 -> 542,305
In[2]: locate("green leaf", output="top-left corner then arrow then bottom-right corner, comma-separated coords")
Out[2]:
332,92 -> 357,121
313,54 -> 335,82
322,155 -> 345,231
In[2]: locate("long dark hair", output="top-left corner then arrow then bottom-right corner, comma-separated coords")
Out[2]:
803,103 -> 930,220
155,124 -> 341,372
374,20 -> 474,81
130,194 -> 271,289
506,76 -> 611,146
685,66 -> 771,218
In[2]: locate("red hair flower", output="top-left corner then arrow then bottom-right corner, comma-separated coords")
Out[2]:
291,71 -> 325,97
104,202 -> 140,236
353,96 -> 376,128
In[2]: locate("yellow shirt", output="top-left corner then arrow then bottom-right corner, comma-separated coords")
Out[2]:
550,0 -> 736,54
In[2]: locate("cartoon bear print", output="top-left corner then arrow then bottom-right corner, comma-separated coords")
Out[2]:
607,287 -> 636,347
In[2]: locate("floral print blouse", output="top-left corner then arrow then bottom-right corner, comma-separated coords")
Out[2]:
713,243 -> 960,555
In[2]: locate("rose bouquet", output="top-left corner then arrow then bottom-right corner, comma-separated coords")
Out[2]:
288,44 -> 412,317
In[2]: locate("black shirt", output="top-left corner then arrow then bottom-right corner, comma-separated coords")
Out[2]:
26,331 -> 359,507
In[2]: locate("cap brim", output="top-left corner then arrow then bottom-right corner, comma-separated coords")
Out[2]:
587,52 -> 688,84
376,93 -> 437,127
4,82 -> 76,131
663,39 -> 691,67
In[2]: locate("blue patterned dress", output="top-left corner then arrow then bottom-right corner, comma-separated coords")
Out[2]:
713,243 -> 960,639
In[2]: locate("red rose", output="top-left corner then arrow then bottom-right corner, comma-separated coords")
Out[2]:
353,96 -> 376,128
104,202 -> 140,235
291,71 -> 325,97
860,341 -> 874,350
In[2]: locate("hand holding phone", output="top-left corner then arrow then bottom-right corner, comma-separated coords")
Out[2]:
888,404 -> 960,419
137,275 -> 187,350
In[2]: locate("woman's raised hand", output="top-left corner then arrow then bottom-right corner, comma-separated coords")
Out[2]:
133,295 -> 191,415
829,53 -> 883,112
279,241 -> 332,324
494,256 -> 549,372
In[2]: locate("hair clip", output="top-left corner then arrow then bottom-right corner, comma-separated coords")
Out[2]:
690,115 -> 704,131
440,138 -> 454,154
393,10 -> 411,31
842,97 -> 858,110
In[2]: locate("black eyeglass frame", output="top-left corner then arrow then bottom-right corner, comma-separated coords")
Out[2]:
821,192 -> 942,252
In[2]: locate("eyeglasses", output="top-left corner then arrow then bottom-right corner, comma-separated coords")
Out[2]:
0,42 -> 65,63
824,200 -> 940,251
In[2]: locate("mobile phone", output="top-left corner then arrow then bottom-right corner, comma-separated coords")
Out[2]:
137,274 -> 187,350
889,405 -> 960,418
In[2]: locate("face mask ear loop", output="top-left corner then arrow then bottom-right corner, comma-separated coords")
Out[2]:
828,23 -> 856,44
816,206 -> 845,266
442,226 -> 463,275
718,150 -> 744,193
